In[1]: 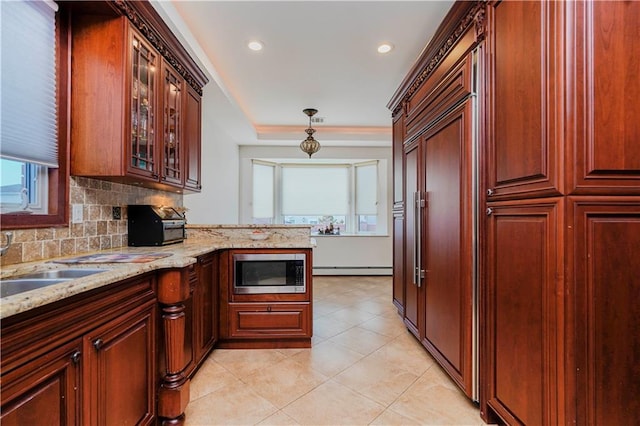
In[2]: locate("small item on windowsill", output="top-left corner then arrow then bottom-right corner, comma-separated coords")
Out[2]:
249,230 -> 270,241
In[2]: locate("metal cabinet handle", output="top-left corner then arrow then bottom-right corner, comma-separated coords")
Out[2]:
486,207 -> 493,216
71,350 -> 81,364
93,338 -> 104,350
413,191 -> 425,288
487,188 -> 494,196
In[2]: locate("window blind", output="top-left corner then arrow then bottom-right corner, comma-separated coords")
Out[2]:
252,161 -> 275,219
1,0 -> 59,167
355,161 -> 378,215
281,165 -> 349,216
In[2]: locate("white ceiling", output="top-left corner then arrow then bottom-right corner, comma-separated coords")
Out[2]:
161,1 -> 454,147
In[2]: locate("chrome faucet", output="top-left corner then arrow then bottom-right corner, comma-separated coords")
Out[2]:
0,232 -> 13,257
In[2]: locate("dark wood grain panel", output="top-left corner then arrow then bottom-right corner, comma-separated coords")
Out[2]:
571,199 -> 640,425
486,0 -> 562,199
421,100 -> 474,397
184,84 -> 202,192
485,199 -> 562,426
568,1 -> 640,194
403,146 -> 421,337
393,214 -> 405,314
228,303 -> 311,338
1,339 -> 82,425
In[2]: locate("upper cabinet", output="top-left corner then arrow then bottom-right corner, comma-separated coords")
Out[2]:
566,1 -> 640,195
485,0 -> 564,200
70,1 -> 207,193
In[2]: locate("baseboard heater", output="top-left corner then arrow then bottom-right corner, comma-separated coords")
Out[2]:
313,266 -> 392,276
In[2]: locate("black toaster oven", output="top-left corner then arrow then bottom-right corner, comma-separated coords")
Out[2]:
128,205 -> 185,246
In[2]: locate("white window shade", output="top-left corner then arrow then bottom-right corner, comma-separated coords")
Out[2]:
1,0 -> 59,167
282,165 -> 349,215
356,161 -> 378,215
252,161 -> 274,219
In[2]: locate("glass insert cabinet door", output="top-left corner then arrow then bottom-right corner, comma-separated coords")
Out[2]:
162,63 -> 183,185
130,33 -> 157,177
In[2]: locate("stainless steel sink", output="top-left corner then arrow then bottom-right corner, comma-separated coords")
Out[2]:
0,268 -> 108,298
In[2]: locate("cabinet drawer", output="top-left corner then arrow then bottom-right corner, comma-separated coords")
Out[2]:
228,303 -> 311,339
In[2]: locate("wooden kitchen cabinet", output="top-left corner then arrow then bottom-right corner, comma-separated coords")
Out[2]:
0,274 -> 157,425
390,0 -> 640,424
0,339 -> 82,425
391,14 -> 478,399
227,302 -> 311,339
392,110 -> 405,314
485,0 -> 563,201
403,143 -> 420,339
83,303 -> 156,425
566,0 -> 640,195
184,84 -> 203,192
218,248 -> 313,349
160,59 -> 185,187
193,252 -> 218,366
569,198 -> 640,425
484,199 -> 563,425
69,1 -> 207,193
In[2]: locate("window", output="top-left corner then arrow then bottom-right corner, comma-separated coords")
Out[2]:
251,160 -> 384,235
252,161 -> 275,224
0,1 -> 69,228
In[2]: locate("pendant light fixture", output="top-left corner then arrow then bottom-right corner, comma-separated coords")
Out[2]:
300,108 -> 320,158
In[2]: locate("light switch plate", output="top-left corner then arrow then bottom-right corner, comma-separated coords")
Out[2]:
72,204 -> 83,224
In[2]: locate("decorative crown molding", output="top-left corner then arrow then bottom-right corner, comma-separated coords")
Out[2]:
113,0 -> 204,96
400,1 -> 485,114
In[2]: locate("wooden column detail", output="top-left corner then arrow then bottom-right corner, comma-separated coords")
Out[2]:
157,268 -> 191,425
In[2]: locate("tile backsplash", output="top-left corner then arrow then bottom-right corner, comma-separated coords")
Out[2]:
0,177 -> 182,266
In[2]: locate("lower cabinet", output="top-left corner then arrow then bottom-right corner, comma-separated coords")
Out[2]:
228,302 -> 311,339
484,199 -> 562,425
218,248 -> 313,349
193,252 -> 218,363
83,304 -> 156,425
0,275 -> 157,425
0,339 -> 82,425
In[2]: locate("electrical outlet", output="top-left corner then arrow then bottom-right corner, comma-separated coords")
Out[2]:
112,206 -> 122,220
72,204 -> 83,224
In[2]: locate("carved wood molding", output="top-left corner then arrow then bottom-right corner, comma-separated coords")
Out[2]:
391,1 -> 485,116
113,0 -> 204,96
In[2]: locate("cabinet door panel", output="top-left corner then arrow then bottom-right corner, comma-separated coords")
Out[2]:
84,303 -> 156,426
421,101 -> 473,397
228,303 -> 311,338
128,29 -> 160,179
392,212 -> 405,314
1,339 -> 82,426
571,199 -> 640,425
184,84 -> 202,192
486,0 -> 562,199
568,1 -> 640,194
161,61 -> 184,186
485,200 -> 561,425
403,146 -> 421,337
393,112 -> 405,204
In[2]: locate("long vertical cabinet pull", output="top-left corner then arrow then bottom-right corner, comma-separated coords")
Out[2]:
414,191 -> 425,287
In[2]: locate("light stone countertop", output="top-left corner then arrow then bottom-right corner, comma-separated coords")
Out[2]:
1,225 -> 313,320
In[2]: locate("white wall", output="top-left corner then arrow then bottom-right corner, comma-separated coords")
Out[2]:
183,84 -> 241,224
239,145 -> 393,275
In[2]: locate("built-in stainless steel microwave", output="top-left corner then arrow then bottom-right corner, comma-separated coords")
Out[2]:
233,253 -> 306,294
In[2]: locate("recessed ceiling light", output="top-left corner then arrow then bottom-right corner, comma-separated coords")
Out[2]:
377,43 -> 394,54
248,40 -> 263,51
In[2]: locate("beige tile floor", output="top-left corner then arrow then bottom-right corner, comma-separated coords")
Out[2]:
186,276 -> 485,425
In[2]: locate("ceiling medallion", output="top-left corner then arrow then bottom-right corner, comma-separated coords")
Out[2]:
300,108 -> 321,158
